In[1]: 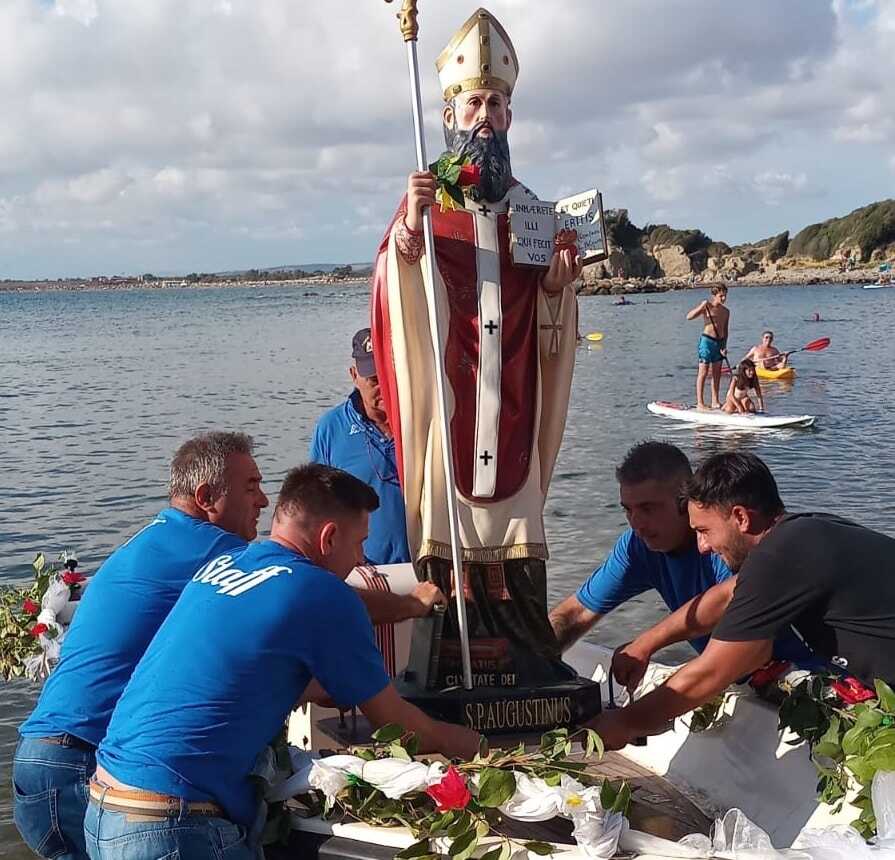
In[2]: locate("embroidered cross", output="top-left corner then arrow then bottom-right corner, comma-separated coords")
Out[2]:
478,204 -> 490,217
483,320 -> 498,335
479,450 -> 493,466
540,319 -> 563,356
540,296 -> 565,356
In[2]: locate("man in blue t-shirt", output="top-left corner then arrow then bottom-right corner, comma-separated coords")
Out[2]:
549,441 -> 812,693
86,464 -> 480,859
549,442 -> 732,657
310,327 -> 410,566
14,432 -> 268,860
310,328 -> 446,625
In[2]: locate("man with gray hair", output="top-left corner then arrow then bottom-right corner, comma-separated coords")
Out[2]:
14,431 -> 268,860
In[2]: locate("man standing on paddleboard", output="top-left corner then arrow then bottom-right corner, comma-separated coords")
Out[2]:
687,284 -> 730,409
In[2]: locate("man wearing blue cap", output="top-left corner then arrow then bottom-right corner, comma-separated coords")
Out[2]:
310,328 -> 411,566
309,329 -> 444,622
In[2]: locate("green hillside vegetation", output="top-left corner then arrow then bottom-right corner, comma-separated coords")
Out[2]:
729,231 -> 789,262
604,209 -> 644,251
643,225 -> 712,254
788,200 -> 895,261
706,240 -> 732,258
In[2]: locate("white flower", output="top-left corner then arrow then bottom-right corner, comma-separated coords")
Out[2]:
308,755 -> 365,799
41,578 -> 72,616
361,759 -> 430,799
425,761 -> 447,786
571,809 -> 628,860
558,775 -> 601,818
499,773 -> 564,822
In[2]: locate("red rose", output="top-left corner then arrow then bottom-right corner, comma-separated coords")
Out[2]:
30,623 -> 48,637
458,163 -> 481,187
749,660 -> 791,689
831,677 -> 876,705
22,599 -> 40,615
62,571 -> 86,585
554,228 -> 579,258
425,766 -> 471,811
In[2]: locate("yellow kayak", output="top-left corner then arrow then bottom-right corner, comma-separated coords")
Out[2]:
756,364 -> 796,381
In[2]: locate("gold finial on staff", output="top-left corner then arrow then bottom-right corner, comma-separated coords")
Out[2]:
384,0 -> 419,42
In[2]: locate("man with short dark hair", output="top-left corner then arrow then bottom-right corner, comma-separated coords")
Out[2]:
310,328 -> 446,623
14,432 -> 268,860
549,442 -> 732,654
85,464 -> 480,859
590,451 -> 895,750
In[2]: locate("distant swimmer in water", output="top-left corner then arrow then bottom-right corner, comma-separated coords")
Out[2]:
615,296 -> 634,306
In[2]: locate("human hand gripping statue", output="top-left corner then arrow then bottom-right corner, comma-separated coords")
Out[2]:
372,7 -> 600,734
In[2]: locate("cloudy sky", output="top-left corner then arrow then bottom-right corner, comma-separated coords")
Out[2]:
1,0 -> 892,279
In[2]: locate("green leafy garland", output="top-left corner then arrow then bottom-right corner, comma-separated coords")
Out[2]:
777,674 -> 895,838
428,151 -> 481,212
0,552 -> 81,681
292,726 -> 630,860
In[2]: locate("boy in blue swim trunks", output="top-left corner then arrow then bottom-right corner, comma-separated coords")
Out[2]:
686,284 -> 729,409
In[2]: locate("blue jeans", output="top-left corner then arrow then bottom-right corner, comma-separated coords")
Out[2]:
12,735 -> 96,860
84,796 -> 255,860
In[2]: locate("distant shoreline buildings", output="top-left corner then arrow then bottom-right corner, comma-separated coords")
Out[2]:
0,266 -> 374,293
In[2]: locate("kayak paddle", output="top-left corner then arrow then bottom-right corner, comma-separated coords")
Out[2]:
585,332 -> 604,342
782,336 -> 830,358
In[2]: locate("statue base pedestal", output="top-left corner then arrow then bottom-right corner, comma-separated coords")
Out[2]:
316,678 -> 601,748
314,678 -> 601,747
393,675 -> 602,734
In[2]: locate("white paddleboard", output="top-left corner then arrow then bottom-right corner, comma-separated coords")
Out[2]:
647,401 -> 816,429
863,283 -> 894,290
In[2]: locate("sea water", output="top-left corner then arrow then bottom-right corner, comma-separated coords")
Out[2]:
1,282 -> 893,854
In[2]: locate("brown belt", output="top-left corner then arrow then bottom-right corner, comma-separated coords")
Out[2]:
39,734 -> 96,752
89,779 -> 225,819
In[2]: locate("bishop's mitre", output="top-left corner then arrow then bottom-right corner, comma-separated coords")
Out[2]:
436,7 -> 519,101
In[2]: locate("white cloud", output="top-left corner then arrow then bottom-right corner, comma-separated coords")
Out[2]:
641,168 -> 686,203
0,0 -> 892,277
642,124 -> 686,163
34,167 -> 133,206
752,171 -> 809,206
54,0 -> 98,27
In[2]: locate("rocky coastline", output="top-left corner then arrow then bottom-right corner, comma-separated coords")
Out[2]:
3,199 -> 892,295
577,264 -> 883,296
2,265 -> 883,296
580,198 -> 894,295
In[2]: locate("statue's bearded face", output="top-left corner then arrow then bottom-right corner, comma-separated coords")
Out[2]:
443,89 -> 513,203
